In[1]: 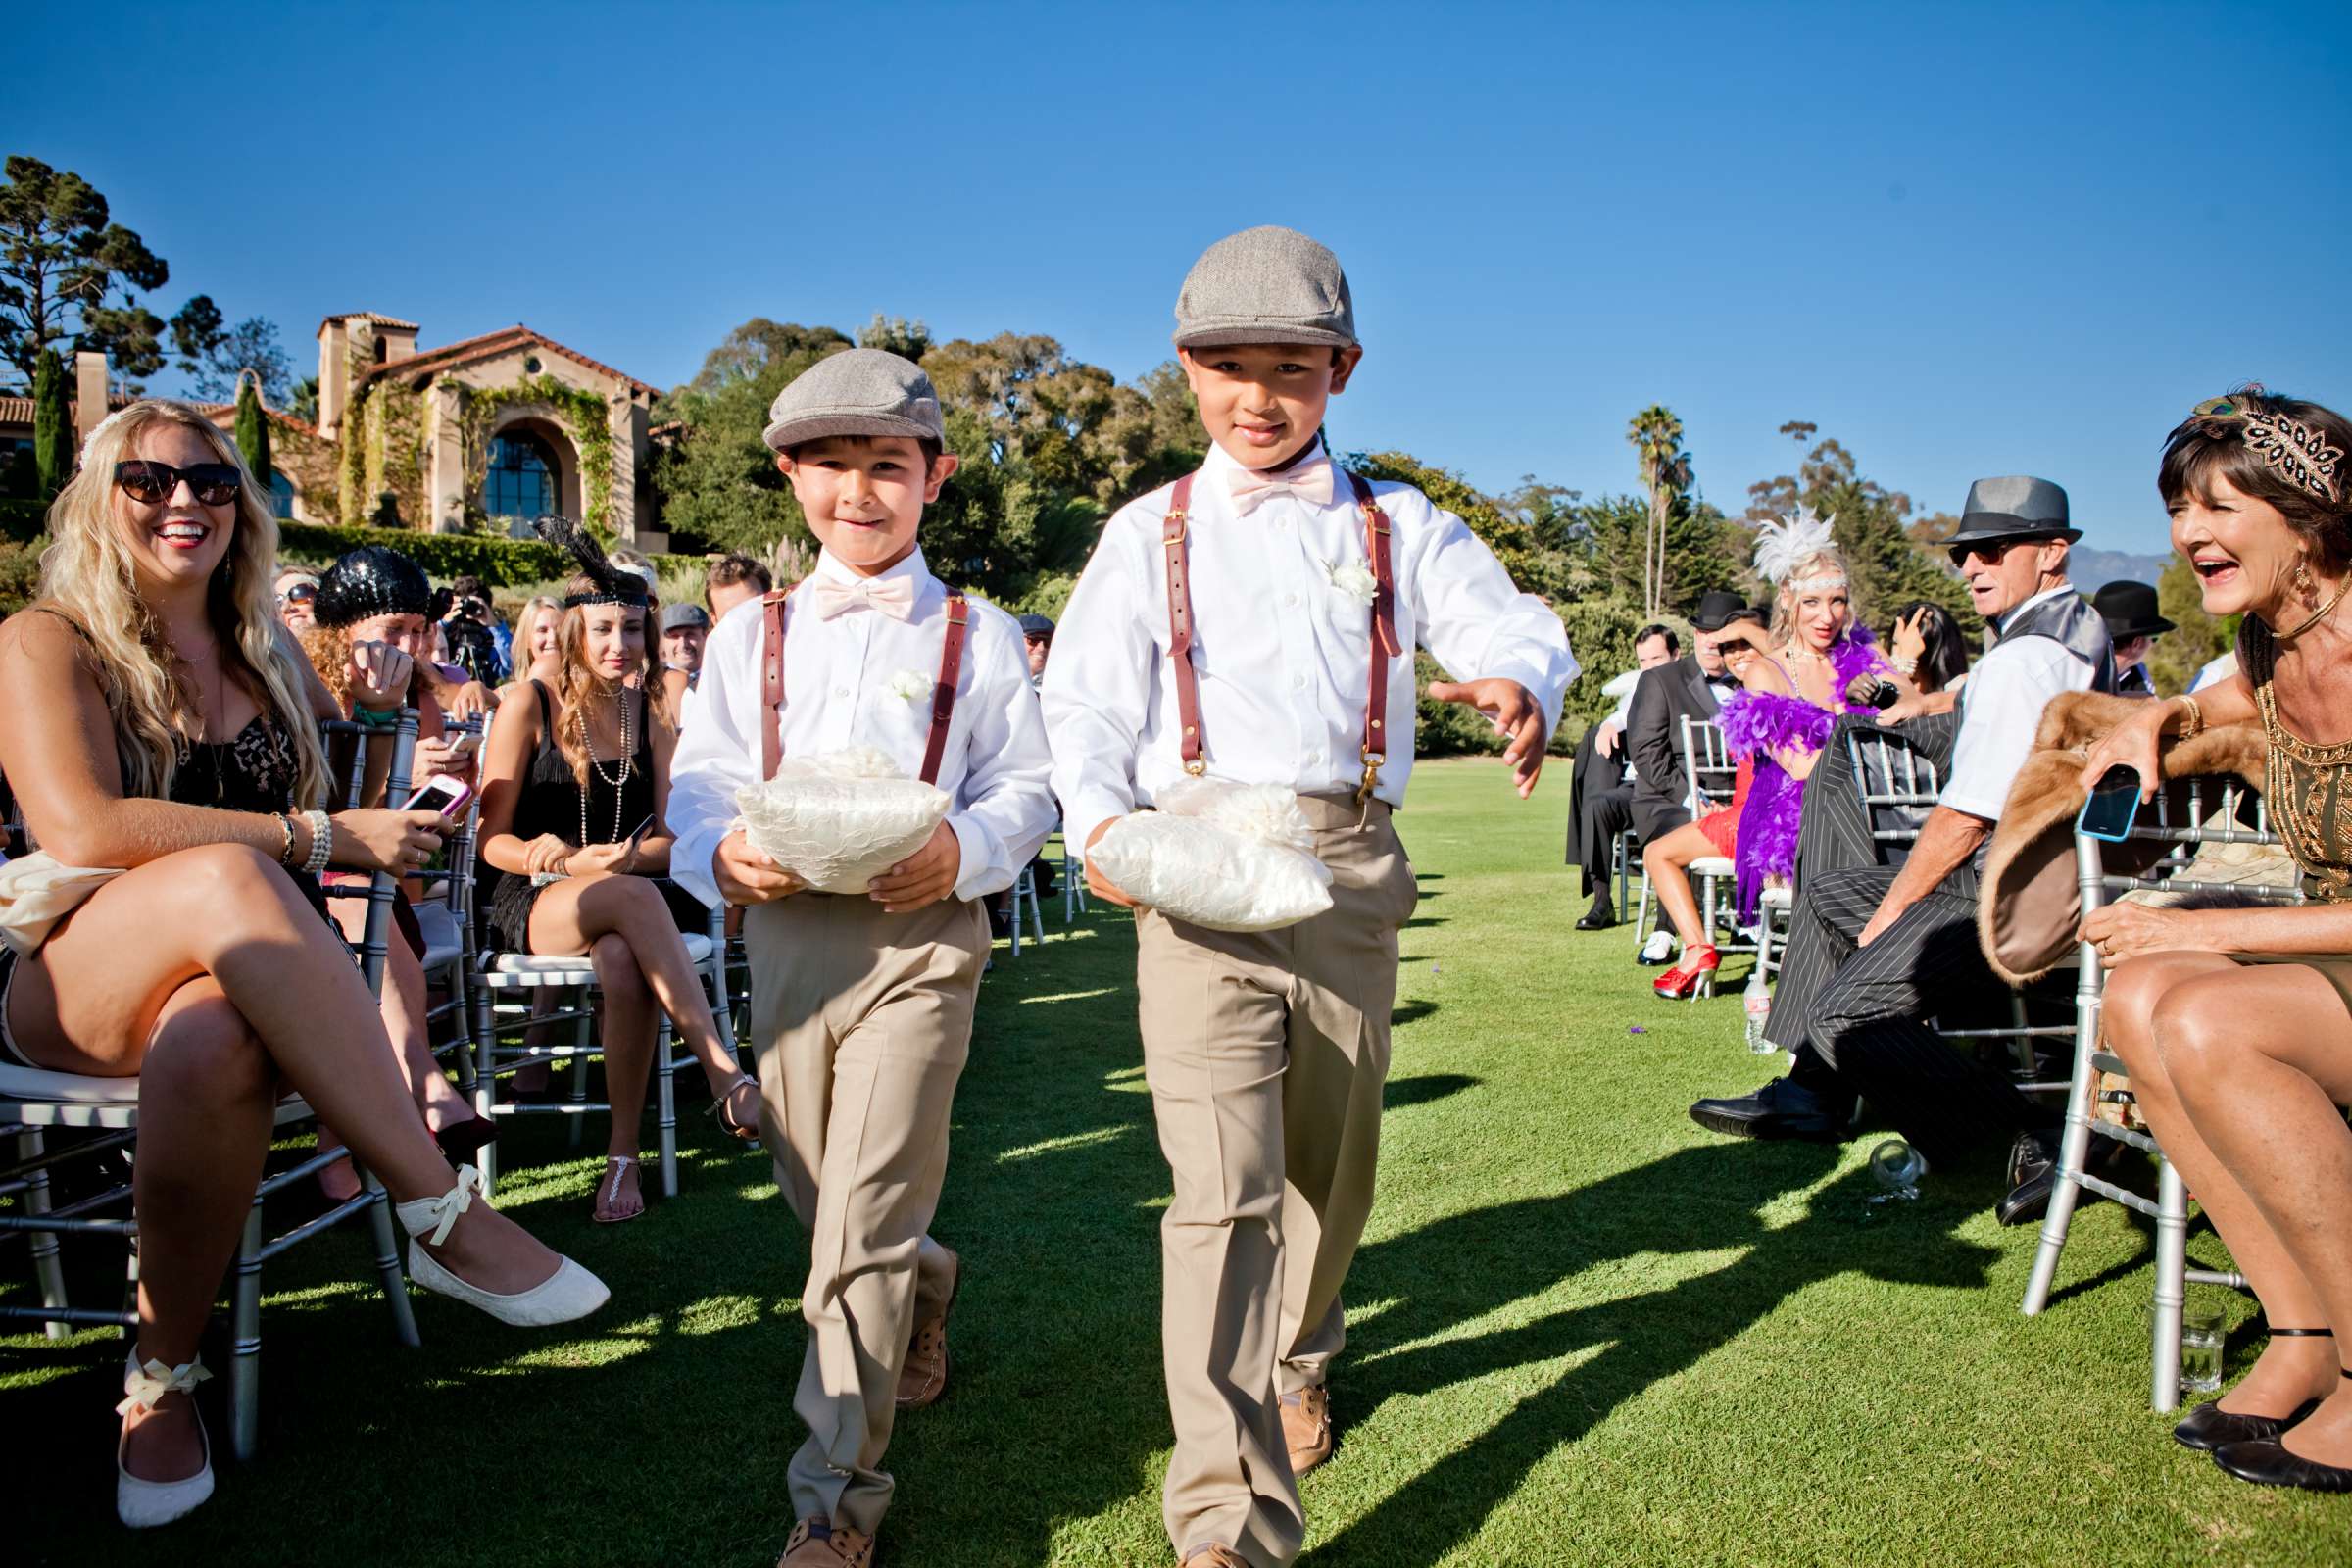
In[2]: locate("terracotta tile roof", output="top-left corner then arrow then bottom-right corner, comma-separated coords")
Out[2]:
364,324 -> 657,399
193,402 -> 323,438
319,311 -> 420,332
0,391 -> 138,428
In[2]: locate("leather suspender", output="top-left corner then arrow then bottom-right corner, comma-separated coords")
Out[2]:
1160,467 -> 1402,802
760,583 -> 968,787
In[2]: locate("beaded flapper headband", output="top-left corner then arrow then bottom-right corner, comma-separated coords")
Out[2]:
532,513 -> 652,609
2187,391 -> 2344,506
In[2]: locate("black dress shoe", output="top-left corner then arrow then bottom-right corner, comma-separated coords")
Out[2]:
1575,902 -> 1616,932
2213,1436 -> 2352,1492
1688,1077 -> 1850,1143
1995,1128 -> 2121,1227
2175,1397 -> 2322,1452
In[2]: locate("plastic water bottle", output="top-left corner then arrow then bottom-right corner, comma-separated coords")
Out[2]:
1742,967 -> 1774,1053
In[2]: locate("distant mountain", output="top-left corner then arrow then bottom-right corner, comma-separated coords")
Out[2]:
2070,548 -> 2169,587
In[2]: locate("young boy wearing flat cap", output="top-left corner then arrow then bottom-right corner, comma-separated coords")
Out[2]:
1043,226 -> 1578,1568
668,348 -> 1057,1568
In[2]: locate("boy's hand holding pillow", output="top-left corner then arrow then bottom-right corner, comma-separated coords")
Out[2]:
1089,777 -> 1335,932
735,747 -> 953,896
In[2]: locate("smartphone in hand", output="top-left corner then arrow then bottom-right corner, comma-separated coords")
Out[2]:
2076,765 -> 2142,843
403,774 -> 474,818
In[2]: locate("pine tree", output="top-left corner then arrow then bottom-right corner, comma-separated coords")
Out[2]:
233,373 -> 270,500
31,347 -> 72,500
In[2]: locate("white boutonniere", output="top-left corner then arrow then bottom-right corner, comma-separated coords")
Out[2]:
882,669 -> 930,703
1322,558 -> 1379,606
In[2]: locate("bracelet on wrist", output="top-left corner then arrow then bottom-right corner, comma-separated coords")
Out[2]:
2173,694 -> 2203,741
1890,655 -> 1919,676
302,809 -> 334,875
354,706 -> 401,731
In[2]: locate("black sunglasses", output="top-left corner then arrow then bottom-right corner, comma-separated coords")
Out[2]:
1945,537 -> 2049,568
116,460 -> 242,507
277,582 -> 318,606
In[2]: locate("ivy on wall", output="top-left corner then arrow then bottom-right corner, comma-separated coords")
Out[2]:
456,374 -> 619,541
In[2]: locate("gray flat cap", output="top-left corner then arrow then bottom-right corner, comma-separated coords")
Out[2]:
1173,225 -> 1357,350
761,348 -> 946,451
1944,475 -> 2082,561
660,602 -> 710,632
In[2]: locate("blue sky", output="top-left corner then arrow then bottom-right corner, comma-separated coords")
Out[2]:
12,1 -> 2349,556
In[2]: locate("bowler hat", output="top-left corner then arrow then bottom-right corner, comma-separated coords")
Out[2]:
2089,580 -> 2175,641
1943,475 -> 2082,564
1690,590 -> 1749,632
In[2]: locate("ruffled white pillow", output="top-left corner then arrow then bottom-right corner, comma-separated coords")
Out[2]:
1092,778 -> 1334,932
735,748 -> 951,896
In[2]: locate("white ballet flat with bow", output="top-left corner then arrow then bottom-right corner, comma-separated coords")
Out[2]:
396,1165 -> 610,1326
117,1351 -> 214,1529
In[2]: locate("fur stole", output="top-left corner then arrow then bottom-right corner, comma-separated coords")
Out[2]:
1976,691 -> 2267,985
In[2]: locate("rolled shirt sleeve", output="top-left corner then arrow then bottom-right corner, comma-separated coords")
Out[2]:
1938,637 -> 2097,820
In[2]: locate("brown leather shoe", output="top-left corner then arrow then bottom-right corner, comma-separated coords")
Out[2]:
1179,1546 -> 1250,1567
1280,1384 -> 1332,1475
777,1515 -> 874,1568
896,1247 -> 960,1409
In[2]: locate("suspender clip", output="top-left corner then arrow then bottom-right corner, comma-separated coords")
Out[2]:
1356,750 -> 1386,806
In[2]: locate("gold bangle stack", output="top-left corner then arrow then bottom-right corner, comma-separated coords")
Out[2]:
2173,694 -> 2204,741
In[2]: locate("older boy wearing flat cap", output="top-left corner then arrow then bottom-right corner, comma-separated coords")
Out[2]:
669,349 -> 1056,1568
1045,226 -> 1577,1568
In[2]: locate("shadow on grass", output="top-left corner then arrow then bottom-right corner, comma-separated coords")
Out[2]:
1383,1074 -> 1479,1111
1306,1142 -> 2003,1565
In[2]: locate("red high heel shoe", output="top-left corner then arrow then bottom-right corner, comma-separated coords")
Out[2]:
1653,945 -> 1720,999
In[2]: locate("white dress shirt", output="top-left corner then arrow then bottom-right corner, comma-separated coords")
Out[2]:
1940,583 -> 2100,821
1043,441 -> 1578,852
668,546 -> 1057,910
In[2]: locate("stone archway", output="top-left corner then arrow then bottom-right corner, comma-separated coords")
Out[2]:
483,412 -> 583,532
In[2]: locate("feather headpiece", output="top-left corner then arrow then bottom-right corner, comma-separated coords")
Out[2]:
1752,507 -> 1845,590
533,514 -> 652,609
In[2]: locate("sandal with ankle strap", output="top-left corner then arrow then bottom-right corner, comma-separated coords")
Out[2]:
592,1155 -> 645,1224
399,1164 -> 611,1324
116,1350 -> 214,1529
709,1073 -> 762,1143
2175,1327 -> 2331,1451
2214,1367 -> 2352,1491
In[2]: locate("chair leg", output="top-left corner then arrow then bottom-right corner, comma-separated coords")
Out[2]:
18,1130 -> 69,1341
1696,876 -> 1719,1000
2024,965 -> 2106,1316
655,1016 -> 679,1200
2152,1156 -> 2189,1413
1026,874 -> 1045,946
471,984 -> 501,1197
358,1160 -> 419,1349
1633,865 -> 1655,948
229,1200 -> 265,1462
567,997 -> 592,1151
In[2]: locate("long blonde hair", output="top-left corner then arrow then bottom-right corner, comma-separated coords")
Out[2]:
512,595 -> 563,669
550,577 -> 665,791
38,400 -> 329,808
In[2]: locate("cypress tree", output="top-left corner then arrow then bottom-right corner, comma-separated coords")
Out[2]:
32,348 -> 73,500
234,373 -> 271,502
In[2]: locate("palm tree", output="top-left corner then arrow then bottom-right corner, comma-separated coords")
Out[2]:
1626,405 -> 1691,617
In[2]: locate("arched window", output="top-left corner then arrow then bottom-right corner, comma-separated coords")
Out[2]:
268,468 -> 296,520
484,431 -> 557,519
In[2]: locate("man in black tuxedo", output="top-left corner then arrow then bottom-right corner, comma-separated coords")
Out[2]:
1626,591 -> 1751,845
1565,623 -> 1680,929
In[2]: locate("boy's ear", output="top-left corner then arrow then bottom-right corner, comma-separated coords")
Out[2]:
922,452 -> 961,502
1327,345 -> 1365,395
773,452 -> 797,477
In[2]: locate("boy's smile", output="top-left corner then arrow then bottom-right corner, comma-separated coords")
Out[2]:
1179,343 -> 1362,472
776,434 -> 959,577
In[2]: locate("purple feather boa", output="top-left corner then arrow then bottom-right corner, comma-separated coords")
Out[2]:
1713,627 -> 1886,921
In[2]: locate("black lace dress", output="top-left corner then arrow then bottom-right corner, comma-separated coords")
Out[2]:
484,681 -> 704,953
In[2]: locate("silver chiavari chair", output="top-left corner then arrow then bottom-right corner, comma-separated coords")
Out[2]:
1059,831 -> 1091,922
1004,863 -> 1047,956
0,711 -> 428,1460
1634,716 -> 1743,993
2020,775 -> 2303,1409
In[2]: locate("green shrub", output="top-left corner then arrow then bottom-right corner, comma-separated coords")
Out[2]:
0,534 -> 47,617
274,521 -> 568,586
1,497 -> 49,545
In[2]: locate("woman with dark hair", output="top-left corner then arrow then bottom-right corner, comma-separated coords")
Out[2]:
474,517 -> 760,1224
2077,387 -> 2352,1492
1886,601 -> 1971,695
0,402 -> 605,1528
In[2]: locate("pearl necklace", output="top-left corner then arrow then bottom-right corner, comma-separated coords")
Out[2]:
573,689 -> 633,847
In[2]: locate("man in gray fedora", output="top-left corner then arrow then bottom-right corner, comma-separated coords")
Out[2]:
1690,477 -> 2113,1194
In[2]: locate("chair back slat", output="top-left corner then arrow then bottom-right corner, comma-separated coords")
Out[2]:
1676,715 -> 1735,813
1844,725 -> 1943,849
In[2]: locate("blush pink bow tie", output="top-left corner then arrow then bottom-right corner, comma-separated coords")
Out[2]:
1225,456 -> 1336,515
809,574 -> 918,621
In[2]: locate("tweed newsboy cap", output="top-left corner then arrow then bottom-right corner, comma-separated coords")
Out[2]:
1173,225 -> 1357,350
761,348 -> 946,451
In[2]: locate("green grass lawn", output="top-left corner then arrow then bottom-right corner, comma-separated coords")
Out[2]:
6,757 -> 2349,1564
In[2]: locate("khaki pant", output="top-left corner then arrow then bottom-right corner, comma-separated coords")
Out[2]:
742,891 -> 986,1538
1138,796 -> 1416,1567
